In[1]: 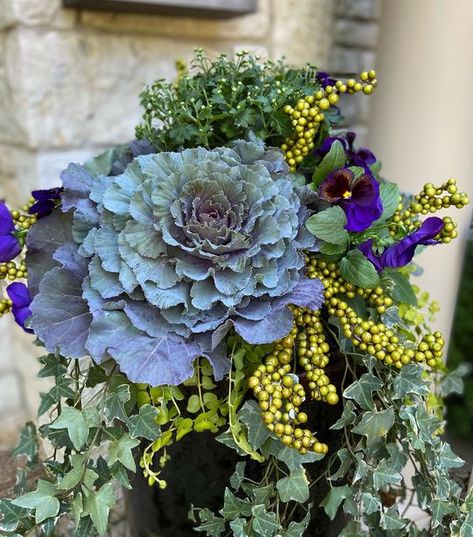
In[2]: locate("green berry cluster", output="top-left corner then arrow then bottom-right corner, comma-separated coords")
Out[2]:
11,204 -> 37,231
0,260 -> 27,281
391,179 -> 469,237
248,308 -> 340,456
0,297 -> 12,317
307,257 -> 393,315
281,70 -> 377,172
306,255 -> 445,369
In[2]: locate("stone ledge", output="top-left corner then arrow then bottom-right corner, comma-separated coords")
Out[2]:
335,0 -> 381,21
79,0 -> 270,41
331,46 -> 376,74
335,18 -> 379,50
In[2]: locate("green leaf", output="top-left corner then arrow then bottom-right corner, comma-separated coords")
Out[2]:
430,499 -> 456,528
339,521 -> 368,537
347,166 -> 365,179
38,354 -> 67,378
340,249 -> 379,289
361,492 -> 381,515
460,511 -> 473,537
127,404 -> 161,440
75,515 -> 97,537
38,377 -> 75,417
330,400 -> 356,429
283,510 -> 311,537
319,240 -> 348,256
110,462 -> 132,490
251,504 -> 279,537
50,407 -> 89,450
108,433 -> 140,472
392,364 -> 430,398
104,383 -> 131,422
195,509 -> 225,536
12,422 -> 38,462
438,442 -> 464,470
220,488 -> 251,520
343,373 -> 383,411
230,518 -> 248,537
305,206 -> 348,245
276,468 -> 309,503
377,183 -> 400,221
83,482 -> 115,535
381,269 -> 417,306
187,394 -> 202,413
0,499 -> 29,532
329,448 -> 352,481
312,140 -> 346,187
321,485 -> 352,520
372,459 -> 402,490
352,408 -> 395,439
230,461 -> 246,491
440,363 -> 471,397
12,480 -> 60,524
70,492 -> 83,528
58,454 -> 98,491
239,401 -> 271,450
379,506 -> 406,530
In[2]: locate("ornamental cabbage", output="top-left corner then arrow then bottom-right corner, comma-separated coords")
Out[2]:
27,140 -> 323,385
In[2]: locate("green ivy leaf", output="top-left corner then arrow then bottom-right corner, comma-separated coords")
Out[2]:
379,506 -> 407,530
312,140 -> 346,187
392,364 -> 430,398
343,373 -> 383,411
440,363 -> 471,397
372,459 -> 402,490
276,469 -> 310,503
430,499 -> 456,528
220,488 -> 251,521
230,461 -> 246,491
381,269 -> 417,306
305,206 -> 348,245
239,401 -> 270,450
104,383 -> 131,422
108,433 -> 140,472
229,518 -> 248,537
195,508 -> 225,536
37,354 -> 67,378
352,408 -> 395,440
282,510 -> 311,537
329,448 -> 353,482
75,515 -> 97,537
339,521 -> 368,536
330,400 -> 356,429
361,492 -> 381,515
438,442 -> 464,470
50,407 -> 89,450
12,480 -> 60,524
0,499 -> 29,532
111,462 -> 132,490
340,249 -> 379,289
83,482 -> 115,535
58,454 -> 98,491
251,504 -> 279,537
321,485 -> 352,520
377,183 -> 401,221
12,422 -> 38,463
127,404 -> 161,440
38,377 -> 75,417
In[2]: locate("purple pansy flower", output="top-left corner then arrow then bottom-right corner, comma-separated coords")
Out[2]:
29,187 -> 62,219
7,282 -> 33,333
319,168 -> 383,232
316,71 -> 336,89
0,201 -> 21,263
359,217 -> 444,272
315,132 -> 376,172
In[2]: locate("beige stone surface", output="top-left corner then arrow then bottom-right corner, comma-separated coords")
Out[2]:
0,0 -> 76,29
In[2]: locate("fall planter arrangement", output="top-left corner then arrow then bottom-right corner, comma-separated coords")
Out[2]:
0,51 -> 472,537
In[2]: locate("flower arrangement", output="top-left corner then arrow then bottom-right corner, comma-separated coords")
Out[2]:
0,50 -> 472,537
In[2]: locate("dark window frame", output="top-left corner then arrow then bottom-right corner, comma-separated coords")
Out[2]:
63,0 -> 257,19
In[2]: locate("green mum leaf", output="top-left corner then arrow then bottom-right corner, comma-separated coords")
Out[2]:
377,183 -> 401,222
340,249 -> 379,289
305,206 -> 348,245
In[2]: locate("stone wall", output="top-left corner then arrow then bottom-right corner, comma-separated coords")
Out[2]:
0,0 -> 380,447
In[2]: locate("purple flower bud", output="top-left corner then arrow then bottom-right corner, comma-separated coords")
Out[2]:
0,201 -> 21,262
7,282 -> 33,333
359,217 -> 445,272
